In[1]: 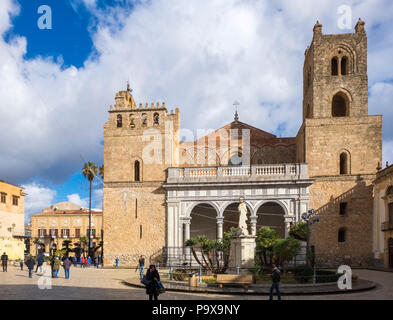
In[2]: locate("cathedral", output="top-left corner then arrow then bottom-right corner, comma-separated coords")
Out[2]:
102,19 -> 382,267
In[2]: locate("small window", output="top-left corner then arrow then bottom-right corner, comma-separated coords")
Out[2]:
340,153 -> 349,175
229,153 -> 242,166
331,57 -> 339,76
341,57 -> 348,75
134,160 -> 140,181
339,202 -> 347,216
50,229 -> 58,238
153,112 -> 159,125
0,193 -> 6,203
338,228 -> 346,243
135,198 -> 138,219
12,196 -> 19,206
140,225 -> 143,239
117,114 -> 122,127
129,114 -> 135,128
75,228 -> 80,238
306,104 -> 312,119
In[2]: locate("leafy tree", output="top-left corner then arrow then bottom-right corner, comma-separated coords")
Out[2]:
289,222 -> 308,241
54,249 -> 67,258
99,165 -> 104,180
272,237 -> 301,273
185,231 -> 232,274
255,227 -> 280,271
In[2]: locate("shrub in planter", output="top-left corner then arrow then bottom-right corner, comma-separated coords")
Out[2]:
292,265 -> 313,283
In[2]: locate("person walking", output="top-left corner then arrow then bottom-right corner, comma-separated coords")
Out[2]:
269,264 -> 281,300
35,255 -> 44,273
19,259 -> 24,271
53,257 -> 61,278
1,252 -> 8,272
72,256 -> 77,267
81,256 -> 85,268
115,257 -> 119,269
63,257 -> 71,279
145,264 -> 160,301
50,256 -> 56,278
25,255 -> 35,278
138,255 -> 145,280
87,256 -> 91,266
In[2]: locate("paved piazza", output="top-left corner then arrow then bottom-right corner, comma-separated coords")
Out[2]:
0,265 -> 392,300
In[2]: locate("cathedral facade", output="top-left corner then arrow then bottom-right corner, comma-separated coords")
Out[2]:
102,20 -> 382,267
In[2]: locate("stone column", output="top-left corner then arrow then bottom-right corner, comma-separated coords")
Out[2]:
217,217 -> 224,240
183,219 -> 191,262
250,216 -> 258,236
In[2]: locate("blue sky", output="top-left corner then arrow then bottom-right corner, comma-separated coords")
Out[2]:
1,0 -> 393,223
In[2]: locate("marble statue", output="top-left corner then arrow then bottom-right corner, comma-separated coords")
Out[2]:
238,198 -> 249,236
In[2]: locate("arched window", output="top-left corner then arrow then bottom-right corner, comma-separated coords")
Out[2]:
341,57 -> 348,75
338,228 -> 346,243
134,160 -> 140,181
331,57 -> 339,76
332,93 -> 349,117
153,113 -> 159,125
340,152 -> 349,175
142,113 -> 147,126
117,114 -> 122,127
129,114 -> 135,128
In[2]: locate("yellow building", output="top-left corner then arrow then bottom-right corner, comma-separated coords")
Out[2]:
373,164 -> 393,269
0,180 -> 27,260
30,202 -> 103,257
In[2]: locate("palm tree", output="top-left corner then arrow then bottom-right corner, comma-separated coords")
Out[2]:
82,161 -> 98,259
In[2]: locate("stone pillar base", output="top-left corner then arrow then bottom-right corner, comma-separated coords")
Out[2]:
229,236 -> 256,269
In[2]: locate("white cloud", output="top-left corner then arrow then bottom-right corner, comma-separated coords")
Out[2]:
1,0 -> 393,185
67,193 -> 89,208
21,182 -> 57,223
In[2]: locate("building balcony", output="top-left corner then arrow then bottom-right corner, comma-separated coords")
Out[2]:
166,163 -> 310,185
12,229 -> 26,238
381,221 -> 393,231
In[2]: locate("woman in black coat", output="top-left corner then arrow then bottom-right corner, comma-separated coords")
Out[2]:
145,264 -> 160,300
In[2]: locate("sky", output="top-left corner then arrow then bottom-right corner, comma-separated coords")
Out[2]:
0,0 -> 392,223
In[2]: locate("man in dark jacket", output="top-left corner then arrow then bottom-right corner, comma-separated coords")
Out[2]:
1,252 -> 8,272
63,257 -> 71,279
145,265 -> 160,301
138,255 -> 145,280
269,264 -> 281,300
35,255 -> 44,273
25,256 -> 35,278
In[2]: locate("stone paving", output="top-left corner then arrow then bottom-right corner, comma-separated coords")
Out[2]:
0,265 -> 392,300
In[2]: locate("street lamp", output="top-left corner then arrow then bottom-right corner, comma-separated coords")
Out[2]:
301,209 -> 319,283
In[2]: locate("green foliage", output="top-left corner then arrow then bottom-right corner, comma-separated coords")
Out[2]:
82,161 -> 98,182
185,233 -> 231,274
272,238 -> 300,272
292,265 -> 313,283
54,249 -> 66,258
254,227 -> 280,272
289,222 -> 308,241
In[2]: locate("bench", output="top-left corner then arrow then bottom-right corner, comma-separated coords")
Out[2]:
216,274 -> 254,290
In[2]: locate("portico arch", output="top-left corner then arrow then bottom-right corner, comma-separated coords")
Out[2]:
221,201 -> 253,235
188,202 -> 219,240
255,201 -> 287,237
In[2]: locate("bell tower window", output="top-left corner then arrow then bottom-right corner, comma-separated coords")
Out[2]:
341,57 -> 348,75
134,160 -> 140,181
331,57 -> 339,76
340,152 -> 349,175
332,93 -> 349,117
117,114 -> 122,128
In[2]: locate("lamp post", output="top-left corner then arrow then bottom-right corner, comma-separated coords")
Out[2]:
301,209 -> 319,284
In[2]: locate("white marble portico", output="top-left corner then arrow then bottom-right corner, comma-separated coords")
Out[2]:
163,163 -> 314,255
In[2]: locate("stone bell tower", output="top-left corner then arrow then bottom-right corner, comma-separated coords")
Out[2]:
296,20 -> 383,266
103,85 -> 180,266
